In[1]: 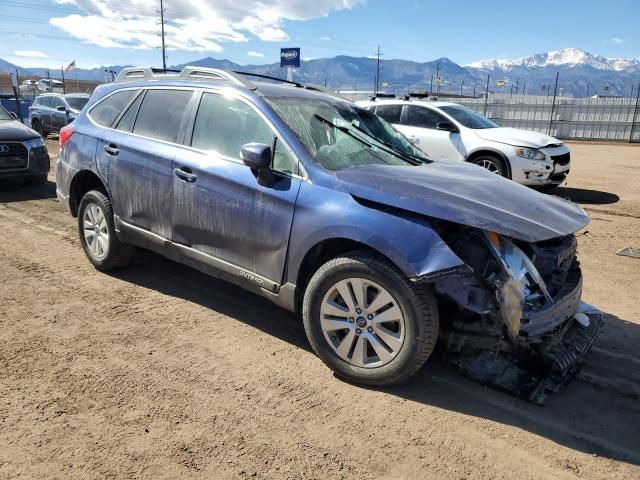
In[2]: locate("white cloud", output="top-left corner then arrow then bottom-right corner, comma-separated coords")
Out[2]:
319,36 -> 331,41
247,51 -> 265,58
49,0 -> 365,52
609,37 -> 624,44
14,50 -> 48,58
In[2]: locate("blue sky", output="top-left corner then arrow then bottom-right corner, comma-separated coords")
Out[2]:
1,0 -> 639,69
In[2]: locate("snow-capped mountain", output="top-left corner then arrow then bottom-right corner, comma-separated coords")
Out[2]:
466,48 -> 640,73
1,48 -> 638,98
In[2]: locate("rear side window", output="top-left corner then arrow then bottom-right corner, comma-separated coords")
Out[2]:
191,93 -> 273,159
115,92 -> 143,133
89,90 -> 138,128
38,97 -> 52,108
403,106 -> 446,129
132,89 -> 193,143
375,104 -> 402,124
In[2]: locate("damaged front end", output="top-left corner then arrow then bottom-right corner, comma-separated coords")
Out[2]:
430,226 -> 602,404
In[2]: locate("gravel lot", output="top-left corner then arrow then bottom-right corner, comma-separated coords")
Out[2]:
1,141 -> 639,479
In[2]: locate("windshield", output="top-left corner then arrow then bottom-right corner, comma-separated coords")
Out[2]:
66,97 -> 89,111
266,96 -> 430,171
0,107 -> 13,121
438,105 -> 499,129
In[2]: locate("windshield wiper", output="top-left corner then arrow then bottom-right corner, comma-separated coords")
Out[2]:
347,122 -> 428,164
314,114 -> 422,166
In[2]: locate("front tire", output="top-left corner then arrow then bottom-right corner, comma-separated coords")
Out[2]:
302,250 -> 439,386
24,174 -> 47,185
78,190 -> 134,271
471,154 -> 508,177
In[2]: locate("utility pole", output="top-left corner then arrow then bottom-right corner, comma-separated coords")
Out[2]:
630,80 -> 640,143
374,45 -> 381,95
459,80 -> 464,96
483,74 -> 490,116
522,82 -> 526,95
430,75 -> 434,94
515,78 -> 519,95
586,83 -> 590,98
158,0 -> 167,70
548,71 -> 560,135
435,61 -> 440,95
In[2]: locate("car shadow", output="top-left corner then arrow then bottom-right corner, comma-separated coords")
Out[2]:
554,187 -> 620,205
111,250 -> 640,467
0,178 -> 57,203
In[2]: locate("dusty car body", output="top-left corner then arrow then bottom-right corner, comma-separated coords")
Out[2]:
54,67 -> 600,402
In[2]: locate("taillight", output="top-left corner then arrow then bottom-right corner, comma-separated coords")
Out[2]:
59,125 -> 75,148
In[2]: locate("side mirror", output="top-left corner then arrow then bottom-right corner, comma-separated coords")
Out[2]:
240,143 -> 275,187
240,143 -> 271,169
435,121 -> 459,133
9,111 -> 18,120
57,105 -> 67,112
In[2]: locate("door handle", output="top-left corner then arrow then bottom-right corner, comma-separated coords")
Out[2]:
174,167 -> 197,183
104,143 -> 119,156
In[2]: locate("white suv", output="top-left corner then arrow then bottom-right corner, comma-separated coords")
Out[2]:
357,99 -> 570,188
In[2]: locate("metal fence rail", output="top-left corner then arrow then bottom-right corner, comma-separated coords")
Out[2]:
339,91 -> 640,143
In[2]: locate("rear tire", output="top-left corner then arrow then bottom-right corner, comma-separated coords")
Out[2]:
471,154 -> 508,177
302,250 -> 439,387
31,119 -> 45,138
78,189 -> 135,271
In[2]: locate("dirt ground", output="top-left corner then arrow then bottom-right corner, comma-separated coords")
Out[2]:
1,141 -> 639,480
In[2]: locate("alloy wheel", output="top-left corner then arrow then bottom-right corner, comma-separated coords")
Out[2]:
83,203 -> 110,260
320,277 -> 405,368
477,158 -> 500,174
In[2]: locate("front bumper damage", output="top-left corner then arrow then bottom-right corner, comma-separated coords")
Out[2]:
446,304 -> 601,404
432,229 -> 601,404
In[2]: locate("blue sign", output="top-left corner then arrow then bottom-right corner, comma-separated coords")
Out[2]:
280,48 -> 300,68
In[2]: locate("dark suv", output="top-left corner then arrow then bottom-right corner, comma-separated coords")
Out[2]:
55,67 -> 601,402
29,93 -> 90,137
0,105 -> 50,184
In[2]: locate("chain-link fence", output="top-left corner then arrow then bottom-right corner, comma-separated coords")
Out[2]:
339,90 -> 640,143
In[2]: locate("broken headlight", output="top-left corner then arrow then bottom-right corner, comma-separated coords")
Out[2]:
484,232 -> 552,337
514,146 -> 545,160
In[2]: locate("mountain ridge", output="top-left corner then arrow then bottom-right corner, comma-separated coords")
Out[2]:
2,47 -> 638,98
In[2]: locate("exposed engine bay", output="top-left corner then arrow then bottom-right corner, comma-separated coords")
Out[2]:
430,225 -> 602,404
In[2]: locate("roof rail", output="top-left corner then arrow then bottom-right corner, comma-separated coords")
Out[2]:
233,71 -> 338,97
114,66 -> 257,89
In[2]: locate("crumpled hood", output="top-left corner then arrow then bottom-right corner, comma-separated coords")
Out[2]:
0,120 -> 39,141
474,127 -> 562,148
335,162 -> 588,243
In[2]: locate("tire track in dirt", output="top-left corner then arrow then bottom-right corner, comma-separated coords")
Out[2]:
2,157 -> 640,479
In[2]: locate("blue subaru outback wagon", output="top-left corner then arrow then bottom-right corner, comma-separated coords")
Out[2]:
55,67 -> 601,402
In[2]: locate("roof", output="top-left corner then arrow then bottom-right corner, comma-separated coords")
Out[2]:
111,66 -> 341,101
37,92 -> 90,98
359,98 -> 461,108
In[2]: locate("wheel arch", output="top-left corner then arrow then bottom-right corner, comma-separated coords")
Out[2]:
293,238 -> 402,313
465,148 -> 512,179
68,169 -> 111,217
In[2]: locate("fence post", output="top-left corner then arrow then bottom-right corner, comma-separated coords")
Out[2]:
483,74 -> 490,116
630,81 -> 640,143
548,71 -> 559,135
